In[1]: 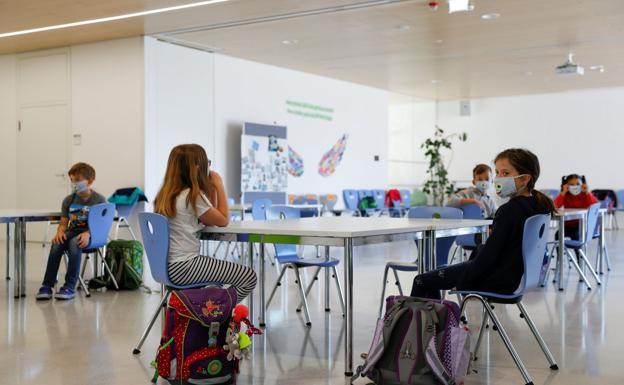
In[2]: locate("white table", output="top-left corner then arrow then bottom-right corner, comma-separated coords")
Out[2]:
0,210 -> 62,298
201,216 -> 491,375
230,204 -> 251,220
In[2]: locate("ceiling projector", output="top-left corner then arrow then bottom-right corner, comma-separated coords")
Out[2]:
556,53 -> 584,76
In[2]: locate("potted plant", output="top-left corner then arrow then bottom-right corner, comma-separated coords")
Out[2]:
421,126 -> 467,206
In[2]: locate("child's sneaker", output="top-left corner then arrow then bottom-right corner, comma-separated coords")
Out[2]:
36,286 -> 53,300
54,286 -> 75,300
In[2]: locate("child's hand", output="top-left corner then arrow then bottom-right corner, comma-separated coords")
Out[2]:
561,184 -> 569,194
76,232 -> 91,249
582,184 -> 588,193
52,231 -> 67,245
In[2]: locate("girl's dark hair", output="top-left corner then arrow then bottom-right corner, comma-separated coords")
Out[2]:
561,174 -> 585,190
494,148 -> 556,215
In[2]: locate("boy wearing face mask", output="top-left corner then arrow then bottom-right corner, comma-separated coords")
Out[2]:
447,164 -> 498,218
36,162 -> 106,300
553,174 -> 598,241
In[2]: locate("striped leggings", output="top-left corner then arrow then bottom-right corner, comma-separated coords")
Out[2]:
168,256 -> 257,303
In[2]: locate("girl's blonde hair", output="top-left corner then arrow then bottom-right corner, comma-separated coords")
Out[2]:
154,144 -> 212,217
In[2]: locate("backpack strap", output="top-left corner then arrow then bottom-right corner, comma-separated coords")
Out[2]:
422,305 -> 456,385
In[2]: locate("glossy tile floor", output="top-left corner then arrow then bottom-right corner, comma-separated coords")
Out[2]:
1,230 -> 623,385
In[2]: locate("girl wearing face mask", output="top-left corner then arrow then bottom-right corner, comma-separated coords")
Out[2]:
447,163 -> 498,218
410,148 -> 556,299
553,174 -> 598,242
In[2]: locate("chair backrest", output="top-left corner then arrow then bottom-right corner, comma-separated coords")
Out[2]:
305,194 -> 319,204
455,204 -> 483,247
86,203 -> 116,249
539,189 -> 559,200
518,214 -> 551,293
617,189 -> 624,209
582,203 -> 601,244
399,189 -> 411,209
358,190 -> 373,201
252,199 -> 272,220
591,189 -> 617,208
292,195 -> 307,205
138,212 -> 171,286
115,201 -> 138,219
410,188 -> 428,206
287,194 -> 296,204
372,190 -> 386,208
266,206 -> 300,259
227,197 -> 235,206
408,206 -> 463,267
342,189 -> 359,210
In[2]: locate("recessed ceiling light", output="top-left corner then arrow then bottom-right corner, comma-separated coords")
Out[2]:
481,13 -> 500,20
397,24 -> 411,32
525,71 -> 533,76
431,80 -> 442,84
281,39 -> 299,45
0,0 -> 230,38
448,0 -> 473,13
590,65 -> 605,73
435,39 -> 444,44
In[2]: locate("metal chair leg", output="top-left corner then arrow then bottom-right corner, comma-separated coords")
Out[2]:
266,265 -> 288,308
472,306 -> 488,360
392,268 -> 404,296
332,266 -> 346,316
517,302 -> 558,370
212,241 -> 224,257
297,266 -> 322,311
604,244 -> 612,271
462,295 -> 534,385
133,290 -> 170,354
564,248 -> 592,290
65,253 -> 91,297
98,250 -> 119,290
577,249 -> 601,285
293,267 -> 312,327
378,265 -> 390,319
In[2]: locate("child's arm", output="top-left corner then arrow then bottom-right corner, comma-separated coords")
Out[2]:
200,171 -> 230,227
51,217 -> 69,245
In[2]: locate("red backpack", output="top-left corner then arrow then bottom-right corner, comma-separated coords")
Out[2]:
385,189 -> 402,208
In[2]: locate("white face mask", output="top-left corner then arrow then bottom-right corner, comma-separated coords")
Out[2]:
568,185 -> 582,196
475,181 -> 491,193
494,175 -> 527,198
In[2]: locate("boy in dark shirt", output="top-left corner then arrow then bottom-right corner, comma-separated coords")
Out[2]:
36,163 -> 106,300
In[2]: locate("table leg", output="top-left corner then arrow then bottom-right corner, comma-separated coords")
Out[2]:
599,211 -> 605,275
5,223 -> 10,280
343,237 -> 354,376
20,219 -> 26,297
558,216 -> 565,291
579,212 -> 587,278
247,239 -> 254,323
427,230 -> 436,271
14,219 -> 21,298
324,245 -> 330,311
259,242 -> 266,327
417,238 -> 425,273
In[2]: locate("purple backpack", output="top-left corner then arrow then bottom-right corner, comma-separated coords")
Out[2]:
354,296 -> 472,385
154,286 -> 238,385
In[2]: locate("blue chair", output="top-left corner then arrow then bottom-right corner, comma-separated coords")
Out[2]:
593,199 -> 612,273
452,214 -> 558,385
252,199 -> 272,220
73,203 -> 118,296
540,189 -> 559,200
560,202 -> 602,289
342,189 -> 360,215
133,213 -> 222,355
357,190 -> 377,216
372,189 -> 389,215
377,206 -> 463,318
399,189 -> 412,209
265,206 -> 345,327
449,204 -> 483,264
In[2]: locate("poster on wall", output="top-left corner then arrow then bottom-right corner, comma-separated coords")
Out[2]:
241,122 -> 288,204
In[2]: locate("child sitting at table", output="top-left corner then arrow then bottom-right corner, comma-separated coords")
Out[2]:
154,144 -> 257,302
447,163 -> 498,218
36,163 -> 106,300
553,174 -> 598,242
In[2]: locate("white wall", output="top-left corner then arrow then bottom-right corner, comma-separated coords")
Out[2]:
71,38 -> 145,197
0,54 -> 17,209
213,54 -> 389,204
437,88 -> 624,190
388,94 -> 436,189
143,37 -> 216,201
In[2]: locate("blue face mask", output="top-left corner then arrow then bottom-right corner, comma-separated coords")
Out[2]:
71,181 -> 89,194
475,181 -> 491,193
494,175 -> 527,198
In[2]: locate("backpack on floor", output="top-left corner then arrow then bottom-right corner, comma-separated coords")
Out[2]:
153,287 -> 261,385
88,239 -> 144,290
353,296 -> 472,385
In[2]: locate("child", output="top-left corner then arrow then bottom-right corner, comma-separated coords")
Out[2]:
410,148 -> 556,299
447,163 -> 498,218
553,174 -> 598,241
154,144 -> 257,302
36,162 -> 106,300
